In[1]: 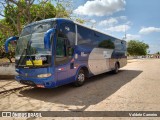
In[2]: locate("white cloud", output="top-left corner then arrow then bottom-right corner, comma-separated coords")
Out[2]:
105,25 -> 130,32
125,21 -> 132,25
125,34 -> 141,41
99,18 -> 118,26
139,27 -> 160,34
90,19 -> 96,23
118,16 -> 127,20
98,16 -> 129,27
74,0 -> 126,16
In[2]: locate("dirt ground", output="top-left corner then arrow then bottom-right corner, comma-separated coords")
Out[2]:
0,59 -> 160,120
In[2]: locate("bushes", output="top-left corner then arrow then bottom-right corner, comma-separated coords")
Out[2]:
0,47 -> 15,63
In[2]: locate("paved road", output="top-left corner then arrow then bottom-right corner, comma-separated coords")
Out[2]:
0,59 -> 160,119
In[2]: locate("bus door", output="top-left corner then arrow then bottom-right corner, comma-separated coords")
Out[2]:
55,22 -> 76,86
55,37 -> 75,86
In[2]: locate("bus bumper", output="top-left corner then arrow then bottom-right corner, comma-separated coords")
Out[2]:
15,75 -> 56,88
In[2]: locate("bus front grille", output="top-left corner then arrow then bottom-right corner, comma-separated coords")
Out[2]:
20,80 -> 36,86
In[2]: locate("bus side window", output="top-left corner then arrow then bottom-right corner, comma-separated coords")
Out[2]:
56,38 -> 66,57
58,22 -> 75,46
55,37 -> 68,65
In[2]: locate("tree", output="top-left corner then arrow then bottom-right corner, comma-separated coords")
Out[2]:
0,0 -> 70,34
75,18 -> 85,24
127,40 -> 149,56
0,0 -> 70,62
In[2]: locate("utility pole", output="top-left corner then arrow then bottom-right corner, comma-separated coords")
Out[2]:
125,24 -> 126,39
122,24 -> 127,40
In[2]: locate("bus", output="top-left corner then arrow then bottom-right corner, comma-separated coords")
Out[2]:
5,18 -> 127,88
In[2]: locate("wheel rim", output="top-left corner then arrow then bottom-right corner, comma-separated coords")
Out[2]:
78,73 -> 85,83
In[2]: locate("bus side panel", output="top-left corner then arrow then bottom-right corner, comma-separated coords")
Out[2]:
75,45 -> 114,76
109,58 -> 116,69
87,48 -> 113,75
74,45 -> 93,76
75,41 -> 127,76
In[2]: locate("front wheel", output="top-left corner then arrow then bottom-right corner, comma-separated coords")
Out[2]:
74,69 -> 85,87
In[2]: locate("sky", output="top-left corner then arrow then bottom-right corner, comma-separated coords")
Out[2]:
71,0 -> 160,54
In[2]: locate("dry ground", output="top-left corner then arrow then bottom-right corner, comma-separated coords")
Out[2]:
0,59 -> 160,120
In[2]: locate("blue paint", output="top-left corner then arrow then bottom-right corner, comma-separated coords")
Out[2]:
15,67 -> 55,88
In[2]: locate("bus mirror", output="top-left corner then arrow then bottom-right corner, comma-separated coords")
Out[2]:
44,28 -> 55,50
5,36 -> 19,53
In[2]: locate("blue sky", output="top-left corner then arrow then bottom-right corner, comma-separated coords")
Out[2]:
72,0 -> 160,53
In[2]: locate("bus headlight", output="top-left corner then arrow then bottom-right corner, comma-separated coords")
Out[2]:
37,73 -> 52,78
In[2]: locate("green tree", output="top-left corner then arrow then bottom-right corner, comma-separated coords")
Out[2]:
1,0 -> 69,35
127,40 -> 149,56
0,0 -> 70,62
75,18 -> 85,24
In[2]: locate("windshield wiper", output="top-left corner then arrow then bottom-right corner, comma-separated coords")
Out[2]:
26,41 -> 35,67
16,48 -> 26,67
16,40 -> 35,67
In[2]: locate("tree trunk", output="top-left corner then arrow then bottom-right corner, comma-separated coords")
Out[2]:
7,57 -> 12,63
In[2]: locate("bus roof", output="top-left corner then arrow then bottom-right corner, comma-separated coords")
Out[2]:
24,18 -> 126,42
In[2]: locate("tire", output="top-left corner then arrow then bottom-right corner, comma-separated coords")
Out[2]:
74,69 -> 85,87
112,63 -> 119,74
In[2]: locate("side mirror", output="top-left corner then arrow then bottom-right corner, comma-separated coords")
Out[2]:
44,28 -> 55,50
5,36 -> 19,53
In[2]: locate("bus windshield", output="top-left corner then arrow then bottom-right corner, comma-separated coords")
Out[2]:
15,21 -> 55,67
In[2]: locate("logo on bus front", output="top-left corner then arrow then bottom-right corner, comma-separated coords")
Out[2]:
35,56 -> 47,61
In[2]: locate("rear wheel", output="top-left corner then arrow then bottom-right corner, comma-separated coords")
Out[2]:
74,69 -> 85,87
112,63 -> 119,74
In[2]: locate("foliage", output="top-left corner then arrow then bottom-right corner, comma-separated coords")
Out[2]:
2,0 -> 69,35
75,18 -> 85,24
0,0 -> 70,62
127,40 -> 149,56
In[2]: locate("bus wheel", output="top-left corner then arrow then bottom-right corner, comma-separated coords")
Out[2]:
112,63 -> 119,74
74,69 -> 85,87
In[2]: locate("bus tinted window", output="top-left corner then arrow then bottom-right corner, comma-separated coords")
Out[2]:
56,22 -> 75,65
98,39 -> 115,49
58,22 -> 75,46
77,25 -> 115,48
77,25 -> 93,46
